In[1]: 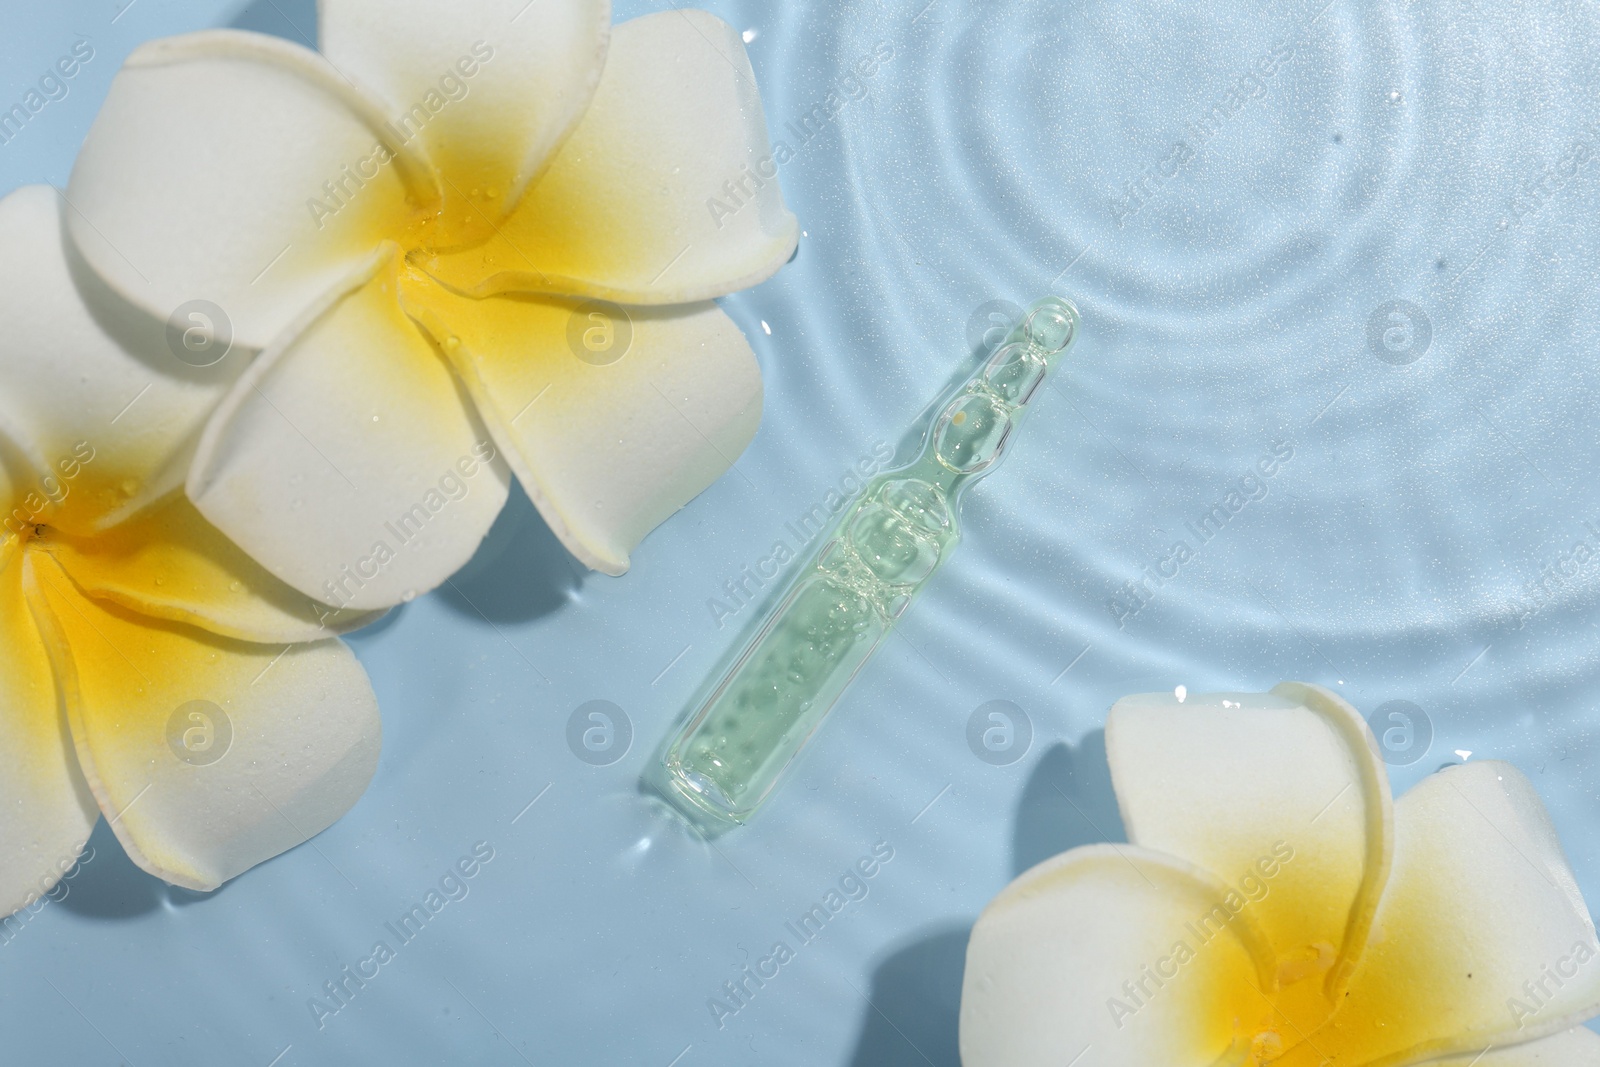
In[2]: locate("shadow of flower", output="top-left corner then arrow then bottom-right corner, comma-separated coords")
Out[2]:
228,0 -> 317,45
435,480 -> 586,625
845,730 -> 1124,1065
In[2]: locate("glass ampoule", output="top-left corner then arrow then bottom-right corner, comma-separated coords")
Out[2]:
650,297 -> 1080,830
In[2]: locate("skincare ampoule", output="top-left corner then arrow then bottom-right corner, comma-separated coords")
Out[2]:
652,297 -> 1080,829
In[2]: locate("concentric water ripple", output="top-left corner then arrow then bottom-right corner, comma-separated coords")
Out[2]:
747,0 -> 1600,683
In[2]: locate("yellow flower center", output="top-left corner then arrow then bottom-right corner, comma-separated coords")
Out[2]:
1196,935 -> 1455,1067
397,181 -> 504,259
320,135 -> 602,309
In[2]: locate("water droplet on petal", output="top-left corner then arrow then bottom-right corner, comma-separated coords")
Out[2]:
1250,1030 -> 1284,1063
401,589 -> 417,603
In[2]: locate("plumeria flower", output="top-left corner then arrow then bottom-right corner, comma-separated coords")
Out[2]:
62,0 -> 797,610
0,185 -> 379,915
960,683 -> 1600,1066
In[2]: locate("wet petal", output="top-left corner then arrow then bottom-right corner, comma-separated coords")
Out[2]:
188,249 -> 510,610
1276,762 -> 1600,1066
320,0 -> 609,215
26,552 -> 380,892
1106,682 -> 1392,1025
38,491 -> 378,644
0,184 -> 242,533
404,281 -> 760,575
66,31 -> 432,350
959,844 -> 1277,1067
423,10 -> 798,305
0,552 -> 95,918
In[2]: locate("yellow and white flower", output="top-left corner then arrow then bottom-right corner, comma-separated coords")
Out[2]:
64,0 -> 798,609
960,683 -> 1600,1066
0,185 -> 379,912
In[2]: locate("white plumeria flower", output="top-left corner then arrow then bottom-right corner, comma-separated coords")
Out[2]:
961,683 -> 1600,1066
0,186 -> 380,913
65,0 -> 798,610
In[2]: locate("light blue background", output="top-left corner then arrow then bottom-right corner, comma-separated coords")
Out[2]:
4,0 -> 1600,1062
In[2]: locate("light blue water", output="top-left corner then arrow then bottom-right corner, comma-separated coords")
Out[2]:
5,0 -> 1600,1062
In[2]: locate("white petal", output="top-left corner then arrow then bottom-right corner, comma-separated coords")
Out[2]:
39,491 -> 378,644
1106,681 -> 1392,1024
403,283 -> 760,575
188,248 -> 510,610
66,31 -> 433,351
0,185 -> 241,531
319,0 -> 609,213
1276,762 -> 1600,1066
960,844 -> 1278,1067
26,552 -> 380,892
1434,1028 -> 1600,1065
423,10 -> 798,305
0,551 -> 95,919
